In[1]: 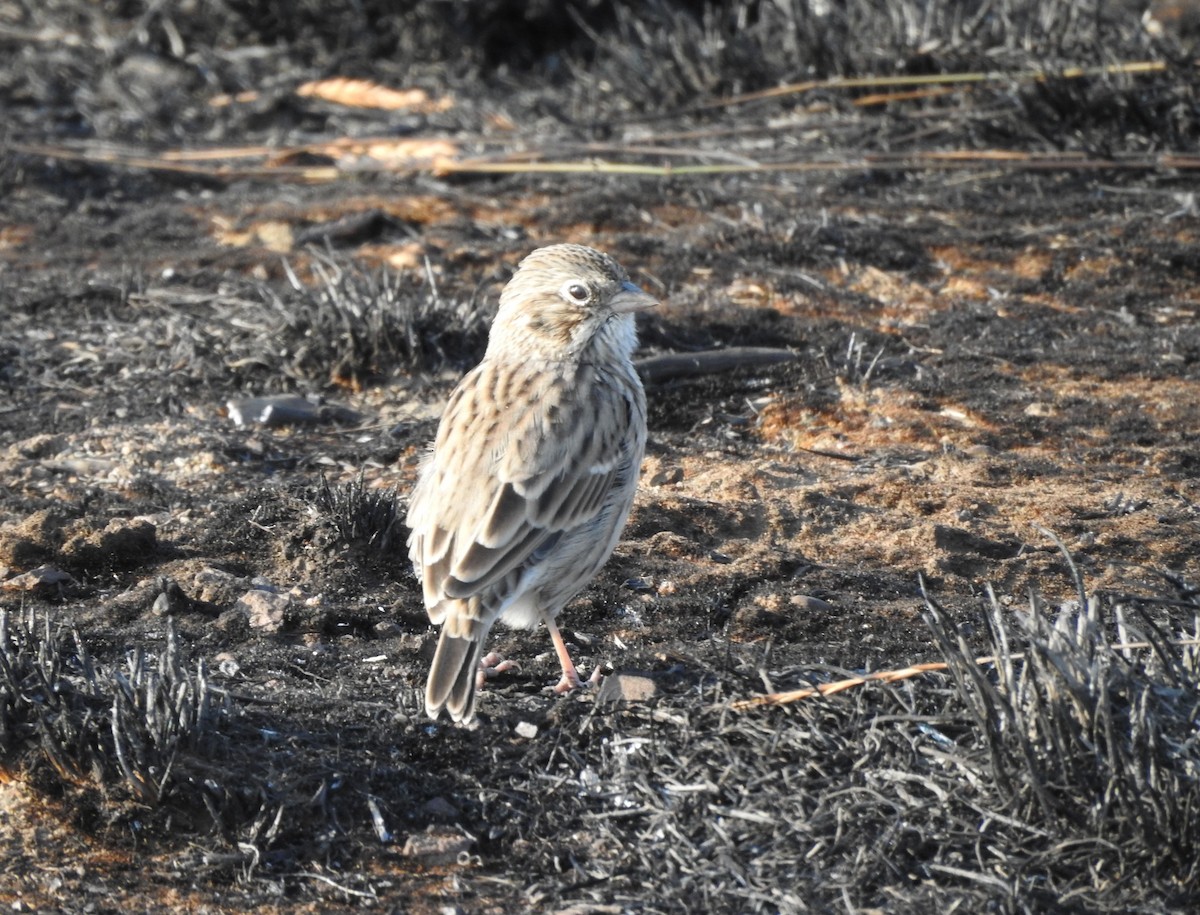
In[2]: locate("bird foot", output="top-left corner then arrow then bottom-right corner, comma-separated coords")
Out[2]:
552,663 -> 606,694
475,652 -> 520,690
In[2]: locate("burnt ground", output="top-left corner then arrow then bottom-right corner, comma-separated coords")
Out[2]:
2,1 -> 1200,912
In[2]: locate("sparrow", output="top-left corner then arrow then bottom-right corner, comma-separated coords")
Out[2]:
406,244 -> 657,722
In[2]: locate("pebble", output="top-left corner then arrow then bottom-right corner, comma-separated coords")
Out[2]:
236,589 -> 290,631
595,671 -> 658,705
400,828 -> 472,866
791,594 -> 836,613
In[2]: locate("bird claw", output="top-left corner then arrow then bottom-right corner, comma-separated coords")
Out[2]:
552,663 -> 607,694
552,671 -> 583,694
476,651 -> 520,690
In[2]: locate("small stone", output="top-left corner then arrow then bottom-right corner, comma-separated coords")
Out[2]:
226,394 -> 363,428
227,394 -> 320,427
595,671 -> 658,705
150,578 -> 192,615
514,721 -> 538,739
193,567 -> 246,605
214,653 -> 241,677
791,594 -> 835,613
400,827 -> 472,866
1,564 -> 75,594
420,796 -> 459,820
237,589 -> 290,631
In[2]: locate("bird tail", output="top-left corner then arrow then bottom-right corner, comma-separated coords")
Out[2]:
425,628 -> 485,722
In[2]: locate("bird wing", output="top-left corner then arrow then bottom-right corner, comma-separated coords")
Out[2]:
407,359 -> 637,618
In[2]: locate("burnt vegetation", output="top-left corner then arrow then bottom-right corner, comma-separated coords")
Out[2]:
2,579 -> 1197,911
3,0 -> 1200,911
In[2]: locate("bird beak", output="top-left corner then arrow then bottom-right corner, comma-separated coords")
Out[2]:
609,280 -> 659,314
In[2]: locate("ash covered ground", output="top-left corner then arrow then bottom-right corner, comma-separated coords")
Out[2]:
2,1 -> 1200,911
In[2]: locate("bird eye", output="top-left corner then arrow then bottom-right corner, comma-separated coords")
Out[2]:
561,281 -> 590,304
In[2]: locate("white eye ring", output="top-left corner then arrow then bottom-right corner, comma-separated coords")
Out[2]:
561,281 -> 590,304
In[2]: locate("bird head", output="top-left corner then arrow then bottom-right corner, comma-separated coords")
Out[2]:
487,244 -> 658,361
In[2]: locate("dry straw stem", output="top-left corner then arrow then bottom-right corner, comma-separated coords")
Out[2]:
7,141 -> 344,182
13,139 -> 1200,182
728,635 -> 1200,711
7,58 -> 1197,182
693,59 -> 1172,112
433,151 -> 1200,177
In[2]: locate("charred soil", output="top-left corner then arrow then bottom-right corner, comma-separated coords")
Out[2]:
2,1 -> 1200,912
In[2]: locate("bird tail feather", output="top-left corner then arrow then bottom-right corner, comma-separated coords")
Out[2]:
426,629 -> 484,722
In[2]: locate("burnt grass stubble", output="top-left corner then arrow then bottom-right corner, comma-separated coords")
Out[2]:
3,1 -> 1200,911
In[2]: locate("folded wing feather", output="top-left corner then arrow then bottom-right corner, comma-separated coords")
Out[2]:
408,362 -> 629,619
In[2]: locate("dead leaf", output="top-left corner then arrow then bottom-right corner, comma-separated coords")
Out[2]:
296,78 -> 453,113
